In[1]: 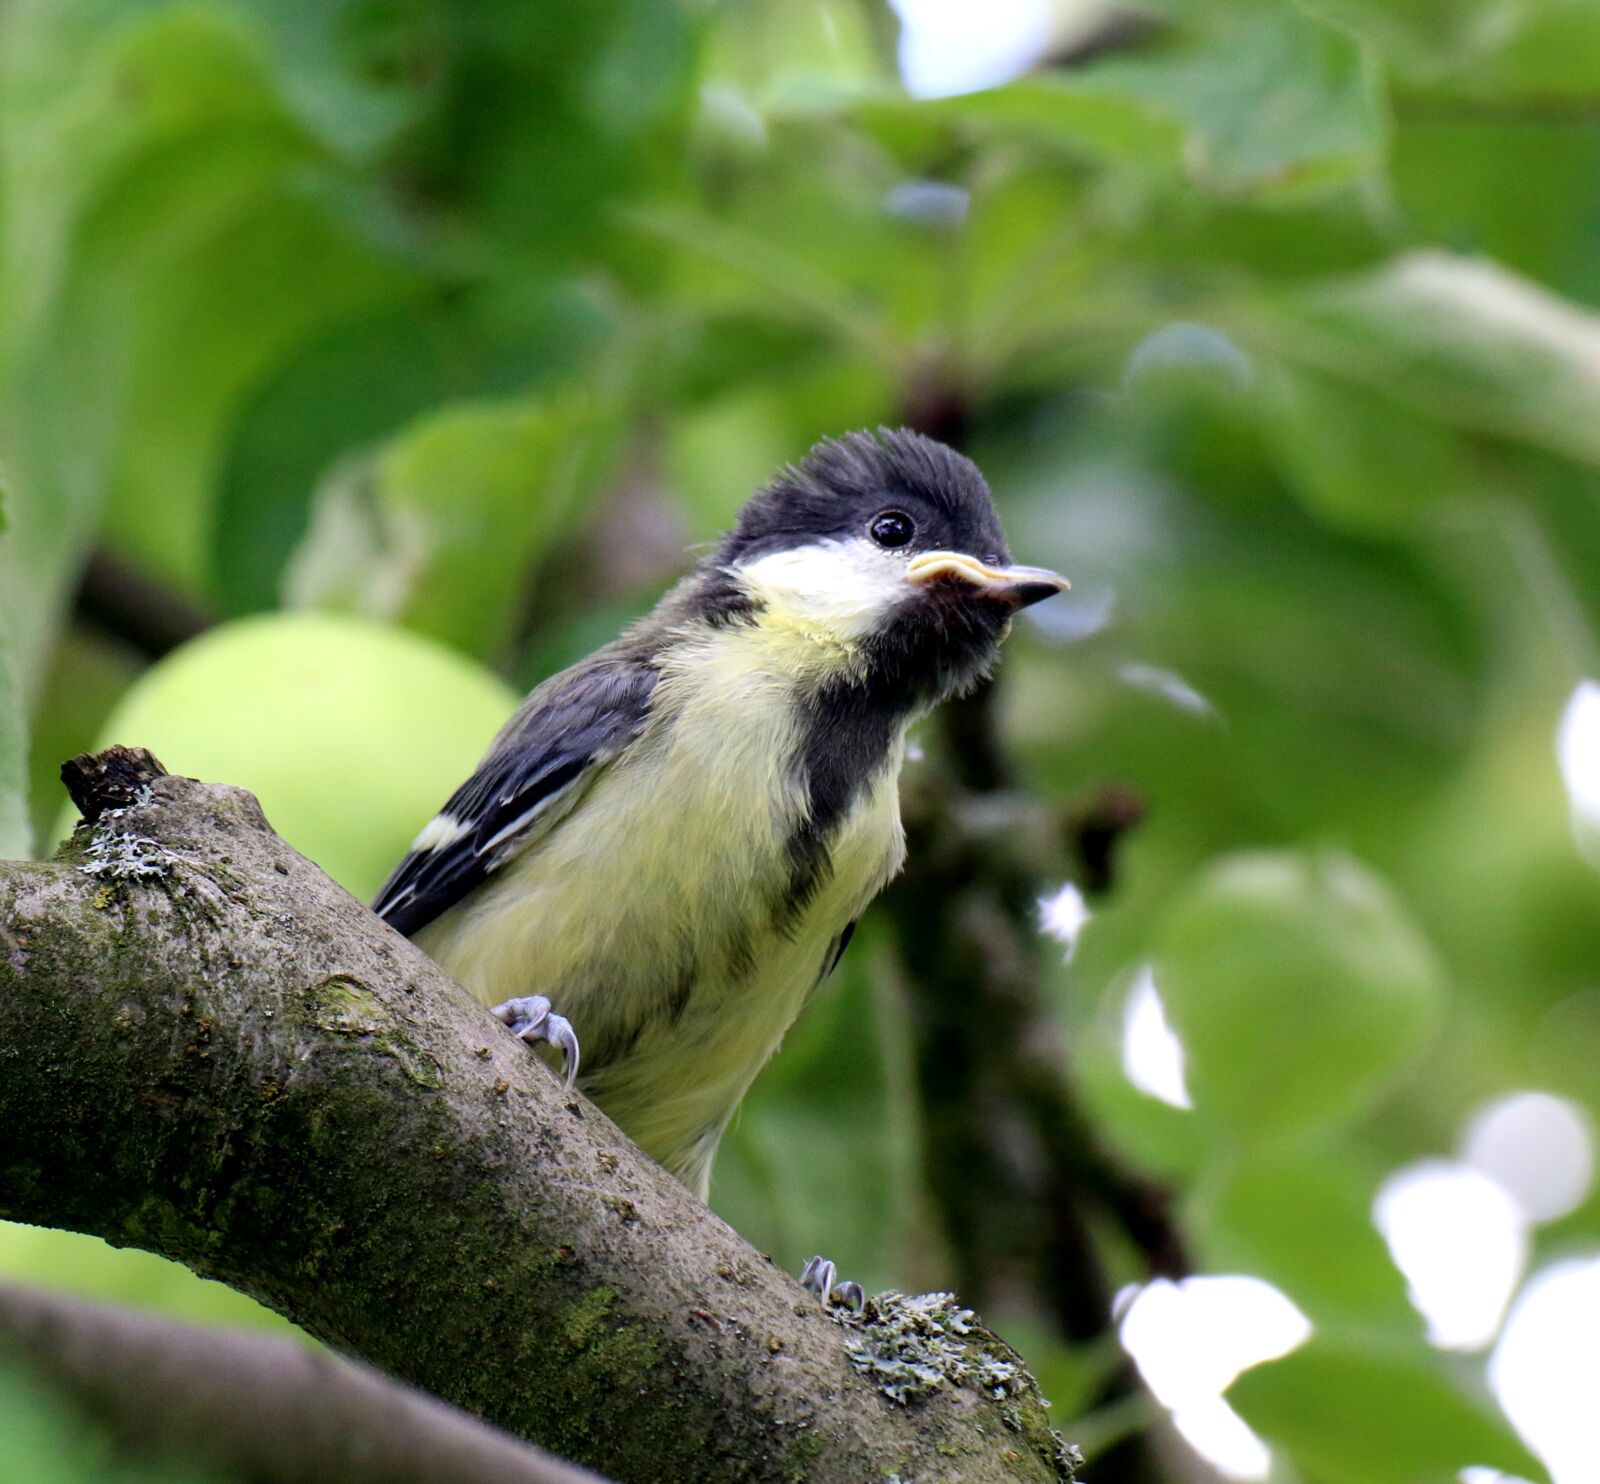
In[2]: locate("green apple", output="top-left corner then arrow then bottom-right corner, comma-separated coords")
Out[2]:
71,611 -> 519,899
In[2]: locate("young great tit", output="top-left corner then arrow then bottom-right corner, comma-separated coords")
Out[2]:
373,428 -> 1065,1201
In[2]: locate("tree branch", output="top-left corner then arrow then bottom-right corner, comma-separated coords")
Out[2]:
885,683 -> 1183,1483
894,394 -> 1183,1479
73,549 -> 214,660
0,1283 -> 603,1484
0,749 -> 1074,1484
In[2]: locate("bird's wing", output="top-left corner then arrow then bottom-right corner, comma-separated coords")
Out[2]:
372,658 -> 659,938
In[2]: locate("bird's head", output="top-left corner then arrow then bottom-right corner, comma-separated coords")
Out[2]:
702,428 -> 1066,707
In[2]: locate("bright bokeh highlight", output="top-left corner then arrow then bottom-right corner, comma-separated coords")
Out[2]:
1490,1257 -> 1600,1484
1462,1091 -> 1595,1224
1373,1160 -> 1527,1351
1172,1397 -> 1275,1482
1121,967 -> 1193,1110
1557,680 -> 1600,868
1120,1275 -> 1310,1480
889,0 -> 1055,97
1039,880 -> 1092,958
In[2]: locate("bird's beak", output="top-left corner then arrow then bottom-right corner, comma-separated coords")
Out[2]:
905,551 -> 1069,611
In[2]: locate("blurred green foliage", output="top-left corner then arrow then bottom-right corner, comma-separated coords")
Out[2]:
3,0 -> 1600,1478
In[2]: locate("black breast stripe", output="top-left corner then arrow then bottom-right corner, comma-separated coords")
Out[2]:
782,677 -> 901,923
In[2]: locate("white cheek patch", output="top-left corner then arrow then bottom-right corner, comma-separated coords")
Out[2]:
735,539 -> 911,641
411,812 -> 470,852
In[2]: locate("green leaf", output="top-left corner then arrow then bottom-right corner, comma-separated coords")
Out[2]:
648,312 -> 836,408
236,0 -> 436,163
1265,365 -> 1491,533
1079,9 -> 1384,195
1281,251 -> 1600,467
631,204 -> 906,369
1153,850 -> 1445,1143
1230,1337 -> 1547,1483
0,3 -> 291,370
852,73 -> 1183,173
284,391 -> 622,659
705,0 -> 889,103
851,9 -> 1381,199
388,0 -> 700,266
1298,0 -> 1514,76
0,607 -> 30,859
1391,118 -> 1600,308
1450,2 -> 1600,101
0,0 -> 407,669
214,282 -> 615,615
88,182 -> 406,598
660,353 -> 898,541
1188,1152 -> 1420,1332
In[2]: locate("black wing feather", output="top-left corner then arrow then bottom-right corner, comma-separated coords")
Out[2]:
373,657 -> 658,939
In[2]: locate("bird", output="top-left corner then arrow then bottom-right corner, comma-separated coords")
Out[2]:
373,427 -> 1065,1211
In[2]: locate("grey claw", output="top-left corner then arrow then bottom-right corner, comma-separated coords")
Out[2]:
800,1256 -> 835,1299
490,995 -> 581,1087
800,1256 -> 862,1311
547,1014 -> 580,1088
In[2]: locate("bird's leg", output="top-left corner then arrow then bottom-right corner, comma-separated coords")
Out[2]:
490,996 -> 580,1088
799,1255 -> 864,1312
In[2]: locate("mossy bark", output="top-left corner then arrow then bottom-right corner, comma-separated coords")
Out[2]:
0,758 -> 1071,1483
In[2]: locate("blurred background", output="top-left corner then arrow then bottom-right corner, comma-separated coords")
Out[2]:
2,0 -> 1600,1479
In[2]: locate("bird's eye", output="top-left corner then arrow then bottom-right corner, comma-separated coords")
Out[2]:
869,510 -> 915,549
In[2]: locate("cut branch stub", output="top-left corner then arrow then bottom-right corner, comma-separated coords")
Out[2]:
60,745 -> 169,824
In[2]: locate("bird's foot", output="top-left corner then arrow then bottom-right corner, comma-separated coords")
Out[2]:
800,1255 -> 864,1313
491,995 -> 580,1088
